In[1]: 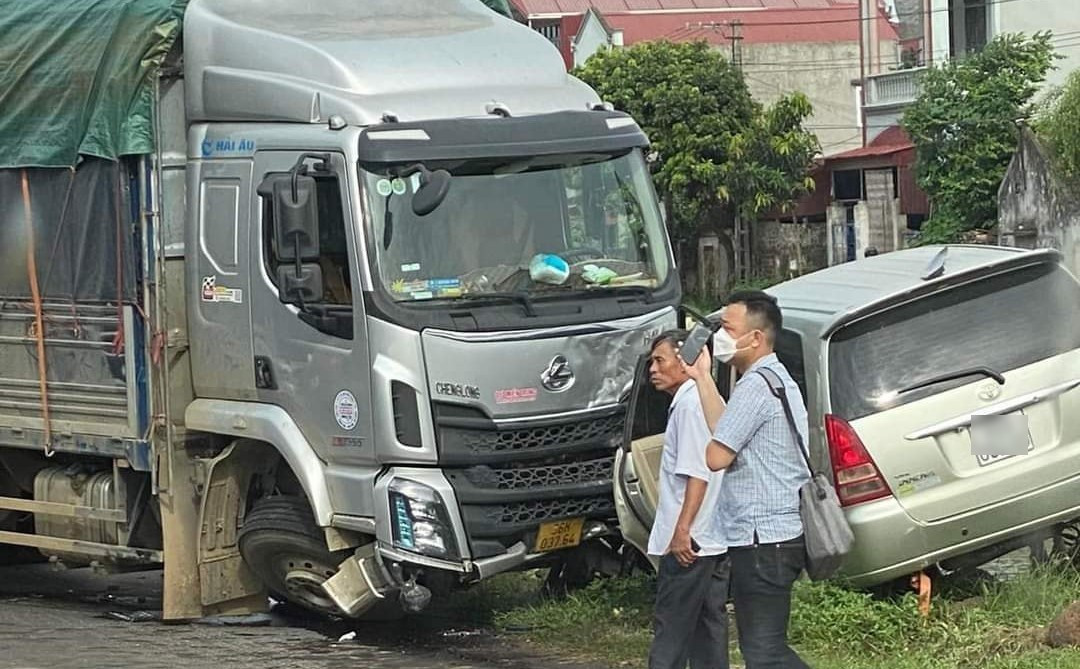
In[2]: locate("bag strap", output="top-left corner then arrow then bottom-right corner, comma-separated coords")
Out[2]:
755,368 -> 814,476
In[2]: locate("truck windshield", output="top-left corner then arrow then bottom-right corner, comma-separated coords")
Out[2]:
360,150 -> 671,303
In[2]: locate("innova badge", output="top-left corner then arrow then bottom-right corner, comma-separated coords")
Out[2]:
541,355 -> 575,393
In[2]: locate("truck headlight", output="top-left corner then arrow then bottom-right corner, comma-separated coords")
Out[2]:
388,479 -> 460,560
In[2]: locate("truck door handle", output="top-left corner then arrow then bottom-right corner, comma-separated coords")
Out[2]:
254,356 -> 277,390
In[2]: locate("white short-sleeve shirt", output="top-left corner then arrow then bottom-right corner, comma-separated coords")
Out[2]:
647,380 -> 726,557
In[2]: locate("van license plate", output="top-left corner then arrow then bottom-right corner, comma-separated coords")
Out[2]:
534,518 -> 585,553
972,413 -> 1033,467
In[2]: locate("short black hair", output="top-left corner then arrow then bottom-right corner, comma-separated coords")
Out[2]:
650,328 -> 689,353
727,290 -> 782,343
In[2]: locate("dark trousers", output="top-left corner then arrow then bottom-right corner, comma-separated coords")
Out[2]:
648,553 -> 730,669
729,536 -> 810,669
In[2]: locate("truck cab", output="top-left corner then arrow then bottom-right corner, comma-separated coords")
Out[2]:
0,0 -> 678,619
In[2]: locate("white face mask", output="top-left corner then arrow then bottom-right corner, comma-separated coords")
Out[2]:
712,329 -> 752,363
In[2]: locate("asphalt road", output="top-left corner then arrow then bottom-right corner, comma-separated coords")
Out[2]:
0,564 -> 589,669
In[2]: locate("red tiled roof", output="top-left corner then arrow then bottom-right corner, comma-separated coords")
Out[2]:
512,0 -> 848,14
826,125 -> 913,160
662,5 -> 897,44
512,0 -> 898,45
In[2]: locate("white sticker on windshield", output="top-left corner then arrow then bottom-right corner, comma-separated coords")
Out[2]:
375,179 -> 393,197
412,291 -> 434,300
410,172 -> 422,192
391,178 -> 407,196
401,263 -> 421,272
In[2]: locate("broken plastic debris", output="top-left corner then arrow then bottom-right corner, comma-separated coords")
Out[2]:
105,610 -> 159,623
338,631 -> 357,642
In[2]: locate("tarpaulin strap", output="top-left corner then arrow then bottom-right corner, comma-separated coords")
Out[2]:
111,171 -> 125,356
21,170 -> 55,458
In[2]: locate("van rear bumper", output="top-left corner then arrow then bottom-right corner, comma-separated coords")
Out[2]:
840,470 -> 1080,587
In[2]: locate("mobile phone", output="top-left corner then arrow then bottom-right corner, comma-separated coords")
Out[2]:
691,537 -> 701,553
679,322 -> 714,366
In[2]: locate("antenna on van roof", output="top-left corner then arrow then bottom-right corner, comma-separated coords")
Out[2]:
921,247 -> 948,281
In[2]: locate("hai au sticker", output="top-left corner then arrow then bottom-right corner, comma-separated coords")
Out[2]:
201,275 -> 243,304
334,390 -> 359,431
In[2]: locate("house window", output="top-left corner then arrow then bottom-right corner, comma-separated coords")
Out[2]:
535,21 -> 561,46
833,169 -> 863,202
949,0 -> 988,57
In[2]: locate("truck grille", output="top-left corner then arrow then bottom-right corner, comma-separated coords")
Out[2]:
458,456 -> 614,491
438,409 -> 624,464
462,494 -> 615,535
435,403 -> 624,558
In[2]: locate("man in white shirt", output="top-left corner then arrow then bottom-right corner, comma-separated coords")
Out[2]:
646,330 -> 729,669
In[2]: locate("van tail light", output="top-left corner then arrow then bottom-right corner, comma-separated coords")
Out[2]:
825,414 -> 891,507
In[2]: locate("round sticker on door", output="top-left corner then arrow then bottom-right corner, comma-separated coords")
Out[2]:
333,390 -> 359,431
375,179 -> 393,197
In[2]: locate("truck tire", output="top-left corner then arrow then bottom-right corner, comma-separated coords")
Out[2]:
238,495 -> 404,621
239,496 -> 344,616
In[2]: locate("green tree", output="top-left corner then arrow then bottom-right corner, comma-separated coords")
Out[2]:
573,41 -> 818,245
901,33 -> 1056,243
1038,68 -> 1080,181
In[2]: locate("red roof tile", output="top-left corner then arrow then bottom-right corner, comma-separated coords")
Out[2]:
511,0 -> 898,45
826,126 -> 913,160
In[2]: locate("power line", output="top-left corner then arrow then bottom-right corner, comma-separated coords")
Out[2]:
661,0 -> 1025,32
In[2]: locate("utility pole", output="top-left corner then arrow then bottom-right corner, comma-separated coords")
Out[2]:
729,20 -> 743,71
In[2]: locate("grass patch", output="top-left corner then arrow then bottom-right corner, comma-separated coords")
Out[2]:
473,566 -> 1080,669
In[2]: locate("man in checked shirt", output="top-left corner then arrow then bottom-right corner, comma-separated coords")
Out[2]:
684,291 -> 812,669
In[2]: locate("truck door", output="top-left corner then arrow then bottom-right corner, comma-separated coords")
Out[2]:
250,151 -> 373,468
190,158 -> 257,399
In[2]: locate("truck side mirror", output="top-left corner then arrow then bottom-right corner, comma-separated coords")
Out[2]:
412,169 -> 451,217
267,174 -> 320,261
276,263 -> 324,305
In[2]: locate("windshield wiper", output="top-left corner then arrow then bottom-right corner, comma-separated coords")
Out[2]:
550,285 -> 653,302
896,366 -> 1005,395
456,291 -> 537,316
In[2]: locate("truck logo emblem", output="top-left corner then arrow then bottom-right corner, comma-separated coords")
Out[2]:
541,355 -> 575,393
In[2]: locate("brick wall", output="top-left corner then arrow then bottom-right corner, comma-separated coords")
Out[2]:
751,219 -> 828,280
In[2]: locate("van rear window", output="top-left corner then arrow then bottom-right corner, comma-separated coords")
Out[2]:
828,263 -> 1080,420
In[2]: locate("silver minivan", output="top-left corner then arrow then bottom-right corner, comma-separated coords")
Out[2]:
615,245 -> 1080,587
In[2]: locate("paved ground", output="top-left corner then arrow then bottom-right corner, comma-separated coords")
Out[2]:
0,564 -> 582,669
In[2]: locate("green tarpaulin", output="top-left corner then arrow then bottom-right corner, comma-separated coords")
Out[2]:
479,0 -> 514,17
0,0 -> 186,168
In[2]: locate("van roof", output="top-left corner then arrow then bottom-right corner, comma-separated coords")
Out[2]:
766,245 -> 1059,338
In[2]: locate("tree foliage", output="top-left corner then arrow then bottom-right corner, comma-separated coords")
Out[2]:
1037,68 -> 1080,181
574,41 -> 819,242
901,33 -> 1056,243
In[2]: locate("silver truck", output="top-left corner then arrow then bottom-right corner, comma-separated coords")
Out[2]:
0,0 -> 678,620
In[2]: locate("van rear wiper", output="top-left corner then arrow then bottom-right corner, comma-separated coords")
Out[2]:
897,366 -> 1005,395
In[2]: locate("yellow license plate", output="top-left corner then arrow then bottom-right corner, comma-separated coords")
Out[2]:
534,518 -> 585,553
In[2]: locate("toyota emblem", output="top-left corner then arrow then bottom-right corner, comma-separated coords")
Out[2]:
541,355 -> 575,393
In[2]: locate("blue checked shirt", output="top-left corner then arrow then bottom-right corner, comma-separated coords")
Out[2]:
712,353 -> 811,546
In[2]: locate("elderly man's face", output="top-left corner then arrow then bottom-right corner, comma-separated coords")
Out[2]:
649,340 -> 689,395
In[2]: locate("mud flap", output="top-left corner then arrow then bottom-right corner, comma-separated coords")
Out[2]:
159,439 -> 273,620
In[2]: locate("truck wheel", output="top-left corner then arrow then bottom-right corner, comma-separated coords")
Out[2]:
238,496 -> 349,617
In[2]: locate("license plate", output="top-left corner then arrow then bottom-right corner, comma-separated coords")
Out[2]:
534,518 -> 585,553
972,412 -> 1034,467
